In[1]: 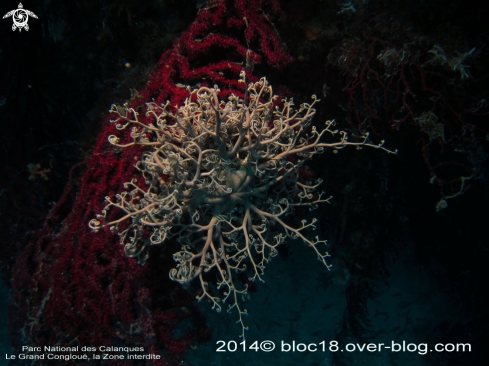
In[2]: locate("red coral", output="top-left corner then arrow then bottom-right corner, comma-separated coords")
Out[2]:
9,0 -> 291,364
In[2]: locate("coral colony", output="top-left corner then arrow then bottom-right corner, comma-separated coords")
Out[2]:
90,71 -> 396,337
328,17 -> 488,210
9,0 -> 300,361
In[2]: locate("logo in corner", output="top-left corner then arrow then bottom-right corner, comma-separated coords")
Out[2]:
3,3 -> 38,32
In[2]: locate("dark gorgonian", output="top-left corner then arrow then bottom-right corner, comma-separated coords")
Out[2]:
89,71 -> 395,337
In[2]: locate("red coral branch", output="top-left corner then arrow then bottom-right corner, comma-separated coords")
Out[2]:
9,0 -> 291,364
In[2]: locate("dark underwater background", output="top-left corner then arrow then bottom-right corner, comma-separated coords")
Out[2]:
1,0 -> 487,365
